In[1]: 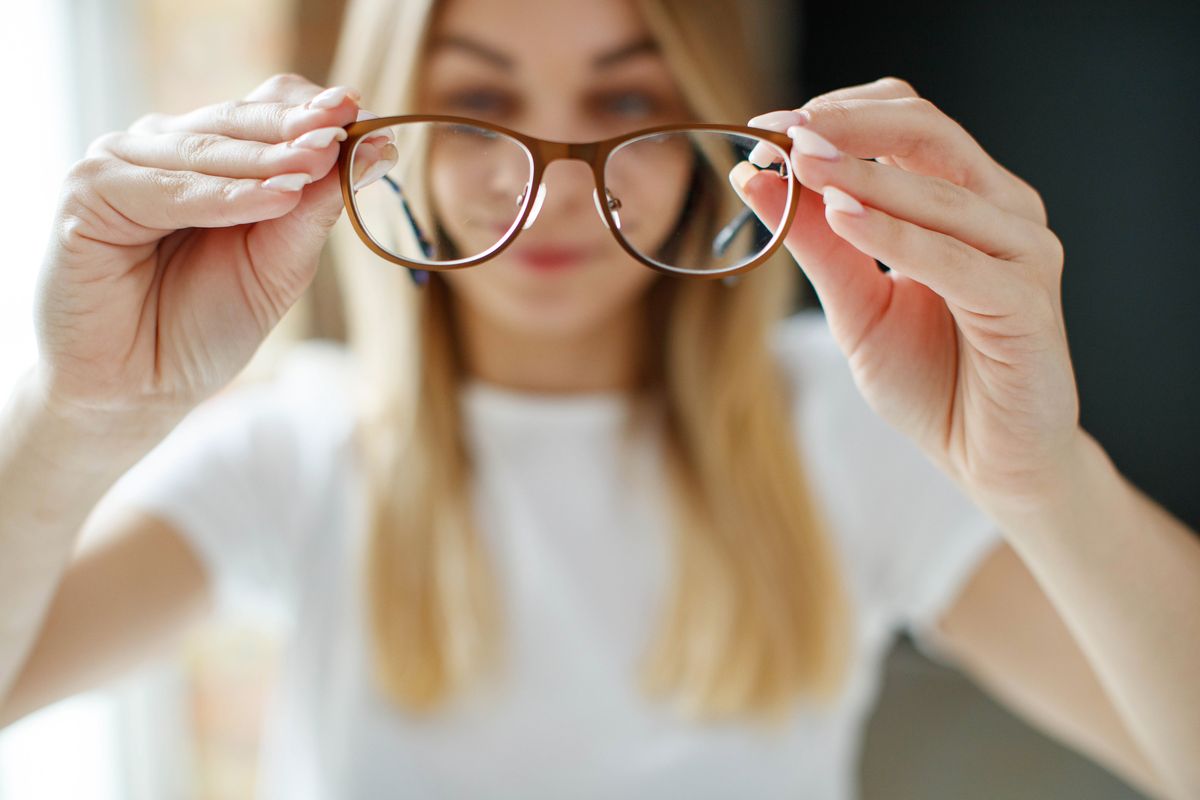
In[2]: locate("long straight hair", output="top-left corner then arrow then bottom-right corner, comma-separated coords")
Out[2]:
324,0 -> 851,724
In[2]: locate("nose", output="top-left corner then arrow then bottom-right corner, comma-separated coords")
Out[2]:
521,159 -> 613,231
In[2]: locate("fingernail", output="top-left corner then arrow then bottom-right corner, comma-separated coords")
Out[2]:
748,109 -> 808,131
747,140 -> 784,169
288,126 -> 349,150
354,110 -> 395,145
306,86 -> 353,110
728,161 -> 758,200
788,125 -> 840,161
262,172 -> 313,192
352,160 -> 394,191
822,186 -> 865,216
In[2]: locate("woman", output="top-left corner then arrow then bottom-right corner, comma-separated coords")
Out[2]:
1,0 -> 1197,798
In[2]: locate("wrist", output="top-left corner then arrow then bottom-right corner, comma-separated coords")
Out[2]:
965,427 -> 1122,535
13,364 -> 185,471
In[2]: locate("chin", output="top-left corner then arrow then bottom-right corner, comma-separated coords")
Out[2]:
494,293 -> 617,339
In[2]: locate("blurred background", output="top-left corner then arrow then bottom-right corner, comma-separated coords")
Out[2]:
1,0 -> 1196,798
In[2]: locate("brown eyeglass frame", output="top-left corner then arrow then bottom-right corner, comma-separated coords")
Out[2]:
336,114 -> 798,287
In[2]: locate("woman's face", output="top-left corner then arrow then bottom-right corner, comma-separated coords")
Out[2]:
416,0 -> 695,339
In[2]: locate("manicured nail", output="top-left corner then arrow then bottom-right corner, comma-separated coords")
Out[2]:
747,109 -> 808,131
728,161 -> 758,199
822,185 -> 865,216
788,125 -> 840,161
288,126 -> 349,150
747,140 -> 785,169
306,86 -> 353,110
262,172 -> 313,192
353,110 -> 395,145
352,160 -> 394,191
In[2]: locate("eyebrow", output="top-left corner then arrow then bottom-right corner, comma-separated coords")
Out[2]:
430,34 -> 660,72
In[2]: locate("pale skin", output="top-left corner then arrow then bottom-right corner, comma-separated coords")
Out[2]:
0,0 -> 1197,798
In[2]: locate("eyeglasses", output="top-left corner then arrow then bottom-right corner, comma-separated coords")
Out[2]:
336,115 -> 798,288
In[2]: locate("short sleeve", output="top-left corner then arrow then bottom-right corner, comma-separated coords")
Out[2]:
771,309 -> 1004,661
94,340 -> 356,627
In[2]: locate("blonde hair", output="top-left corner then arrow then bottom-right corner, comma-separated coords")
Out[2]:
322,0 -> 851,724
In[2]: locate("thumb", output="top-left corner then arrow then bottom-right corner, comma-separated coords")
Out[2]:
730,163 -> 892,347
260,163 -> 346,258
249,164 -> 346,297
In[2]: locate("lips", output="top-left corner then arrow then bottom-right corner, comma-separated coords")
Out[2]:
514,243 -> 590,271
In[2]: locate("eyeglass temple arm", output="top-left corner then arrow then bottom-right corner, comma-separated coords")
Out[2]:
711,208 -> 755,259
380,174 -> 431,287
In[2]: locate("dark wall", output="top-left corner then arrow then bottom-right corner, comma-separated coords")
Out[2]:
792,3 -> 1197,797
796,0 -> 1200,529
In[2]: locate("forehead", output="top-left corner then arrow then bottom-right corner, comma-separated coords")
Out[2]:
426,0 -> 659,77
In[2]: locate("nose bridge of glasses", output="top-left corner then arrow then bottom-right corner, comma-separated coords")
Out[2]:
521,141 -> 614,231
534,140 -> 601,166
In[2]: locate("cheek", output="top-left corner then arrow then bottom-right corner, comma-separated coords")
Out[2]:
604,148 -> 694,257
429,145 -> 531,256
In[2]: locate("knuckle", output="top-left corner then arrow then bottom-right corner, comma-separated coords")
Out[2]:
896,95 -> 937,117
258,72 -> 314,99
925,175 -> 965,212
879,75 -> 919,96
273,72 -> 308,87
256,73 -> 300,95
177,132 -> 221,165
148,166 -> 192,205
66,155 -> 112,183
85,130 -> 123,159
218,178 -> 249,214
1039,227 -> 1065,265
219,177 -> 247,203
810,99 -> 854,125
210,99 -> 243,133
1025,184 -> 1048,224
129,111 -> 166,133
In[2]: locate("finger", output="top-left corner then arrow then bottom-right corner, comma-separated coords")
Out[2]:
73,156 -> 316,245
728,161 -> 893,348
231,76 -> 374,268
785,125 -> 1051,262
801,74 -> 920,107
129,97 -> 358,145
128,73 -> 362,145
241,72 -> 359,106
799,98 -> 1042,223
749,76 -> 919,133
816,183 -> 1025,315
800,77 -> 921,169
750,76 -> 920,169
87,125 -> 348,182
248,132 -> 400,276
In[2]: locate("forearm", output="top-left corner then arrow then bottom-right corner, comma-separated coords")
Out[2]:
0,364 -> 179,709
971,428 -> 1200,799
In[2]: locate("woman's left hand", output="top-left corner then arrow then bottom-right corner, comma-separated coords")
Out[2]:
737,76 -> 1081,511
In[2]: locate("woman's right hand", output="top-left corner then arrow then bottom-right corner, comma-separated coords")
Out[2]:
32,73 -> 385,422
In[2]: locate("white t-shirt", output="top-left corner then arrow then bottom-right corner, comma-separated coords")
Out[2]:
100,308 -> 1003,800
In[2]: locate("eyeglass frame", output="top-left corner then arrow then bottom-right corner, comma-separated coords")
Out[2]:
336,114 -> 799,288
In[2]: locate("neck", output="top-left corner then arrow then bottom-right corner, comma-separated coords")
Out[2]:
452,299 -> 647,395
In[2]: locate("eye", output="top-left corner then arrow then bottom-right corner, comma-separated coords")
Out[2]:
441,89 -> 515,116
446,123 -> 501,141
596,91 -> 659,117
